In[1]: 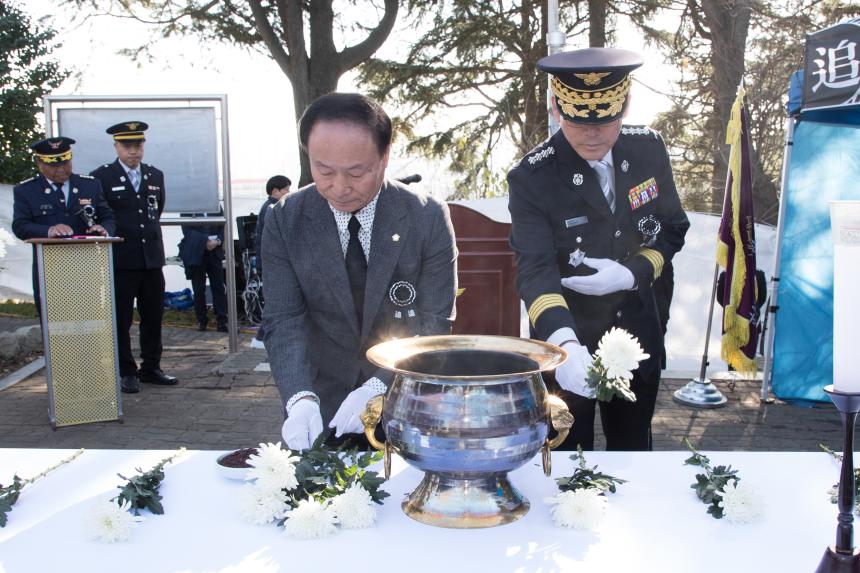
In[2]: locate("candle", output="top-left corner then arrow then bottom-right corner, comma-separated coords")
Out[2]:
831,201 -> 860,393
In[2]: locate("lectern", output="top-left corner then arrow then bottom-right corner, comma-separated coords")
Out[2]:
27,237 -> 123,428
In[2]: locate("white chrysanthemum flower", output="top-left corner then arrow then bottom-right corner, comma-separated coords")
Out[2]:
595,327 -> 650,381
238,483 -> 290,525
87,500 -> 144,543
718,481 -> 765,524
282,498 -> 338,540
547,488 -> 607,530
246,442 -> 299,492
329,483 -> 377,529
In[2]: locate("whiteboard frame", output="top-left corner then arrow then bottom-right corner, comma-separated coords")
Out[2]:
44,94 -> 239,353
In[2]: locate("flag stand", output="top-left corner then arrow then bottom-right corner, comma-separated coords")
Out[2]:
672,262 -> 728,408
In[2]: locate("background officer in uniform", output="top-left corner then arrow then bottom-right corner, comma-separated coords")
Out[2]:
508,48 -> 690,451
90,122 -> 178,394
12,137 -> 115,312
179,210 -> 228,332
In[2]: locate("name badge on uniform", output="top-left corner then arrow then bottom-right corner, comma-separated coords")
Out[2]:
565,216 -> 588,228
389,281 -> 417,319
148,185 -> 160,191
627,177 -> 659,210
146,195 -> 159,221
111,186 -> 124,191
39,204 -> 53,210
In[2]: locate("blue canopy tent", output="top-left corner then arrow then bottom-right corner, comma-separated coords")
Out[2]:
762,18 -> 860,402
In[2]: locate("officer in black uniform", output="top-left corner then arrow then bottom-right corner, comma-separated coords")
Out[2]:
12,137 -> 115,312
90,121 -> 178,394
508,48 -> 690,451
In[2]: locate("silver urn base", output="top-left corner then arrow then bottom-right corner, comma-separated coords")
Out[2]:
403,472 -> 529,529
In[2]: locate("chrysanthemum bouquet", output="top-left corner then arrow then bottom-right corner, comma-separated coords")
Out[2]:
683,438 -> 764,524
546,447 -> 626,530
586,327 -> 649,402
238,438 -> 388,539
87,448 -> 185,542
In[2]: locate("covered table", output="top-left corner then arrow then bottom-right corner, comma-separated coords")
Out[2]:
0,448 -> 843,572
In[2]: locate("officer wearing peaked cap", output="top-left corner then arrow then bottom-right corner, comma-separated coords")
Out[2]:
90,121 -> 178,394
508,48 -> 690,451
12,137 -> 115,313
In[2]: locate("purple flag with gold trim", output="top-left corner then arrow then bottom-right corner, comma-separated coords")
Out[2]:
716,87 -> 760,374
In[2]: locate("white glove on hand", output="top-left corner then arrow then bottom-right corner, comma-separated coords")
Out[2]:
561,257 -> 634,296
281,399 -> 324,451
555,342 -> 596,399
329,384 -> 384,437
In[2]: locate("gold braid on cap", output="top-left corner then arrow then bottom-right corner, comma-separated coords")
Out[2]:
36,150 -> 72,163
551,75 -> 631,120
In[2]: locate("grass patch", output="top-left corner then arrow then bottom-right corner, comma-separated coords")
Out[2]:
0,299 -> 256,331
0,300 -> 38,318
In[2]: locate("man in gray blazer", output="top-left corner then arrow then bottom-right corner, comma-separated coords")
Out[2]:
262,92 -> 458,450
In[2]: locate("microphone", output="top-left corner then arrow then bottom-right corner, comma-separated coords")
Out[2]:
396,174 -> 422,185
76,204 -> 96,229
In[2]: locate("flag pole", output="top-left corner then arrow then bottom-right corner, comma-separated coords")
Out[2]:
673,262 -> 728,408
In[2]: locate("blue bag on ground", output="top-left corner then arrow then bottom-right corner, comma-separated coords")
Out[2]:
164,288 -> 194,310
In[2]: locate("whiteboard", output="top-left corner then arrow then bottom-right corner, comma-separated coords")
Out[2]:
57,107 -> 220,213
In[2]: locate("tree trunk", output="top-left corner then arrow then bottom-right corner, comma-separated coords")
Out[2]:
521,0 -> 548,152
588,0 -> 607,47
701,0 -> 751,213
251,0 -> 399,186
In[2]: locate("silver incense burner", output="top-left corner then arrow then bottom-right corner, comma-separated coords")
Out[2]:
361,335 -> 572,528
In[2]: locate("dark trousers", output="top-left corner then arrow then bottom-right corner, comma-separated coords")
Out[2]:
115,268 -> 165,376
189,251 -> 227,327
547,366 -> 661,451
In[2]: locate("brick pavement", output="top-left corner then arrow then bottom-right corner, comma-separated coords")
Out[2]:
0,324 -> 843,452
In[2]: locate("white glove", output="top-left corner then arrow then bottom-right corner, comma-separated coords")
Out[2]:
329,384 -> 384,437
281,399 -> 324,450
556,342 -> 596,399
561,257 -> 634,296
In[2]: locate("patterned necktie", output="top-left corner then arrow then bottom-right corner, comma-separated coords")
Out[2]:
594,160 -> 615,213
55,182 -> 66,205
129,169 -> 139,192
345,215 -> 367,328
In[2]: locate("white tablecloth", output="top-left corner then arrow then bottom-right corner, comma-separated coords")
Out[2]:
0,448 -> 845,572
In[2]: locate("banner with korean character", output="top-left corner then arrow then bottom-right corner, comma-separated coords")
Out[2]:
803,18 -> 860,112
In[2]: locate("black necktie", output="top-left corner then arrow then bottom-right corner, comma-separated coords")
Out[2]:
346,215 -> 367,328
55,183 -> 66,206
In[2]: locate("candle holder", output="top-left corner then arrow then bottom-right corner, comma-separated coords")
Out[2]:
816,385 -> 860,573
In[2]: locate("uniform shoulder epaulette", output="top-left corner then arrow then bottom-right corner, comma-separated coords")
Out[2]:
620,125 -> 659,139
17,176 -> 37,185
523,140 -> 556,169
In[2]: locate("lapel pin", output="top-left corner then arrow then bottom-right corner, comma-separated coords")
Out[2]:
120,176 -> 126,182
44,188 -> 50,194
572,173 -> 583,185
392,233 -> 400,242
621,160 -> 629,172
72,188 -> 78,194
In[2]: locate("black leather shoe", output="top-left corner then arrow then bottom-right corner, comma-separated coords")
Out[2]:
120,375 -> 140,393
216,324 -> 228,333
139,369 -> 179,386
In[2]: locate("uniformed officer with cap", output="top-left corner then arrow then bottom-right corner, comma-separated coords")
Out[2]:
12,137 -> 115,312
90,121 -> 178,394
508,48 -> 690,451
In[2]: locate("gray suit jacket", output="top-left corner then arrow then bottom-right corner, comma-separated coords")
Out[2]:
261,179 -> 458,424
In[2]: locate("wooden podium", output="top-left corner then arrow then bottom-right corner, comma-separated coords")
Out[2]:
448,204 -> 520,337
27,237 -> 123,428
